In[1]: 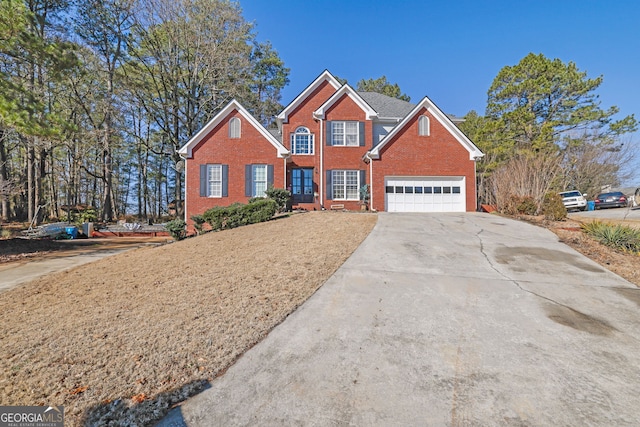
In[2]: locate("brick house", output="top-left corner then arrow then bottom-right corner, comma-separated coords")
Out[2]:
179,70 -> 483,227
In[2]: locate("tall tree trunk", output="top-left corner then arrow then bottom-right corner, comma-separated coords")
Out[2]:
27,141 -> 35,223
0,130 -> 9,221
102,139 -> 113,221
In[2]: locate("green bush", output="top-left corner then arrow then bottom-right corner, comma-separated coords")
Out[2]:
79,208 -> 98,223
541,192 -> 567,221
165,218 -> 187,241
264,187 -> 291,212
190,214 -> 206,235
502,195 -> 538,216
581,221 -> 640,253
202,199 -> 277,231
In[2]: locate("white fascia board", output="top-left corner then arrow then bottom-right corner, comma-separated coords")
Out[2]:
312,84 -> 378,120
368,96 -> 484,161
276,70 -> 342,124
178,99 -> 290,159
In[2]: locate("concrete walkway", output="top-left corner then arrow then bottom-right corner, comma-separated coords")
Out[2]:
158,213 -> 640,426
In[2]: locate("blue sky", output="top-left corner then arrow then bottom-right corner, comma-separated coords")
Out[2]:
241,0 -> 639,139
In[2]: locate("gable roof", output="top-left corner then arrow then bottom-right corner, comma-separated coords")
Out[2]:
313,84 -> 378,120
367,96 -> 484,161
178,99 -> 290,159
357,91 -> 415,119
276,70 -> 342,124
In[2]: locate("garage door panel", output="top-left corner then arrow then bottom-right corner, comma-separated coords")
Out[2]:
385,176 -> 465,212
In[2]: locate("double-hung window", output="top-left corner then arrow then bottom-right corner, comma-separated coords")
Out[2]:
291,126 -> 314,155
332,121 -> 359,146
332,170 -> 359,200
207,164 -> 222,197
245,164 -> 274,198
200,164 -> 228,198
253,165 -> 267,197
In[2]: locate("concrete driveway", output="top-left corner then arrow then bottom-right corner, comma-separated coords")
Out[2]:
158,213 -> 640,426
0,238 -> 167,293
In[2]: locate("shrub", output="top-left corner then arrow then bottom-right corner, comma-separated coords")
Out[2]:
79,208 -> 97,223
244,198 -> 278,223
165,218 -> 187,241
581,221 -> 640,253
190,214 -> 206,235
502,195 -> 538,216
264,187 -> 291,213
202,199 -> 277,231
541,192 -> 567,221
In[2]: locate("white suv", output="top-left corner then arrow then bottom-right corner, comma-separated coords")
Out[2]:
559,190 -> 588,211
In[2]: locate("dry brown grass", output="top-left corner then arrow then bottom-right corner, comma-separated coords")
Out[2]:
0,212 -> 377,426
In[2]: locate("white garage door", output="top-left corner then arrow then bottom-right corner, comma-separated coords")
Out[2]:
385,176 -> 466,212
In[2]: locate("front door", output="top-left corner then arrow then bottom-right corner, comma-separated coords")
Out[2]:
292,168 -> 314,203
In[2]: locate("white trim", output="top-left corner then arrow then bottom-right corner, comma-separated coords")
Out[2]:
313,84 -> 377,120
178,99 -> 289,159
367,96 -> 483,161
276,70 -> 341,124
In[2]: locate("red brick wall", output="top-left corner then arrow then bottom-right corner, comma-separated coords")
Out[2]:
282,80 -> 337,209
323,94 -> 372,210
371,107 -> 477,212
185,110 -> 285,229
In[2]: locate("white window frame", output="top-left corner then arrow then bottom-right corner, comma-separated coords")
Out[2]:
332,170 -> 359,200
291,126 -> 314,155
253,164 -> 268,197
207,164 -> 223,198
332,121 -> 359,146
418,115 -> 430,136
229,117 -> 241,138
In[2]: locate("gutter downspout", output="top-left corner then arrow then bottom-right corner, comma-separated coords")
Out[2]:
319,118 -> 324,208
364,152 -> 374,212
179,153 -> 188,223
283,154 -> 290,192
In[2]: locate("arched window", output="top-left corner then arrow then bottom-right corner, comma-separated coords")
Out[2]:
229,117 -> 241,138
418,115 -> 430,136
291,126 -> 314,155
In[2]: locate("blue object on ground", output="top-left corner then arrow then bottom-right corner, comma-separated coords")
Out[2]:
65,225 -> 78,239
587,201 -> 595,211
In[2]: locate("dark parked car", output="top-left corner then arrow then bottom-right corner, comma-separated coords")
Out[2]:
594,191 -> 628,209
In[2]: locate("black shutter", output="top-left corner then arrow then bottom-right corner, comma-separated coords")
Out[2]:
359,122 -> 365,146
267,165 -> 274,188
326,121 -> 332,146
359,170 -> 366,187
245,165 -> 252,197
222,165 -> 229,197
326,170 -> 333,200
200,164 -> 207,197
